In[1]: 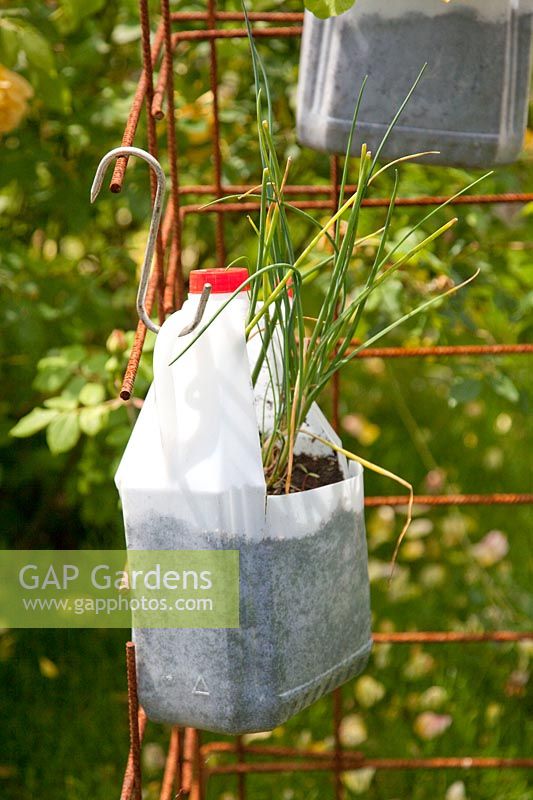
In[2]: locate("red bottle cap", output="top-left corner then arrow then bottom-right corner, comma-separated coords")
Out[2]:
189,268 -> 250,294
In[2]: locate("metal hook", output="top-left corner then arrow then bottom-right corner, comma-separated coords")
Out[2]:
178,283 -> 212,336
90,146 -> 166,334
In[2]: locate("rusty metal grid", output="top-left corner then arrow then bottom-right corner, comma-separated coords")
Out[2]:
111,3 -> 533,798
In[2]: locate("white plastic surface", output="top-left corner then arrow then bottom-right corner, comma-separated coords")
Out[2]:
117,291 -> 266,540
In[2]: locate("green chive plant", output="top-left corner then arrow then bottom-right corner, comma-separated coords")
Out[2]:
171,21 -> 487,557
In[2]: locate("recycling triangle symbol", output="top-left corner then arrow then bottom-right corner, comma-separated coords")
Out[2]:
192,674 -> 210,696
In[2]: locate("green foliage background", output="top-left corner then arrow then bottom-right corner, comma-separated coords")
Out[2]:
0,1 -> 531,798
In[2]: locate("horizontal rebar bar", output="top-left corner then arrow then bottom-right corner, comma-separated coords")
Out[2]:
201,742 -> 533,762
170,11 -> 304,22
204,756 -> 533,776
365,494 -> 533,507
177,183 -> 533,204
372,631 -> 532,643
180,193 -> 533,217
120,335 -> 530,401
356,344 -> 533,358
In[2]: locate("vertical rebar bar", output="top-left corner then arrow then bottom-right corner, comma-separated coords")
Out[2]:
119,709 -> 147,800
333,689 -> 345,800
236,735 -> 246,799
194,731 -> 204,800
110,24 -> 164,192
160,727 -> 181,800
181,727 -> 197,795
126,642 -> 142,800
207,0 -> 227,267
139,0 -> 166,324
161,0 -> 184,314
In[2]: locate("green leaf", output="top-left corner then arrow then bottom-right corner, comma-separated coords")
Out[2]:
0,20 -> 20,68
79,405 -> 109,436
62,345 -> 87,364
46,412 -> 80,454
10,408 -> 58,438
493,374 -> 520,404
12,20 -> 55,73
57,0 -> 107,32
44,396 -> 78,411
33,366 -> 71,394
111,23 -> 141,45
304,0 -> 356,19
37,355 -> 68,370
105,425 -> 132,448
63,376 -> 87,400
450,378 -> 481,405
30,70 -> 71,114
79,382 -> 106,406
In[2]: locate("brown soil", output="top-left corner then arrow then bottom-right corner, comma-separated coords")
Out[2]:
267,454 -> 345,495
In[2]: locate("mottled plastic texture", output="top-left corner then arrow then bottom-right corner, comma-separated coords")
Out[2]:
125,466 -> 371,734
297,0 -> 533,167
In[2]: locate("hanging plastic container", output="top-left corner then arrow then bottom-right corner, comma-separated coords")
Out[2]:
115,265 -> 372,734
297,0 -> 533,167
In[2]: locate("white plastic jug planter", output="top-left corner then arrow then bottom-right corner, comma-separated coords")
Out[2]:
297,0 -> 533,167
116,268 -> 372,734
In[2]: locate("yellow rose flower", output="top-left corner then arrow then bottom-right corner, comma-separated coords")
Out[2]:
0,64 -> 33,134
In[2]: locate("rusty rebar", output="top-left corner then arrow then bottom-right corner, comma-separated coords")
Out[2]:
180,727 -> 198,796
191,731 -> 203,800
235,736 -> 246,800
356,343 -> 533,358
199,741 -> 533,780
180,192 -> 533,216
124,642 -> 143,800
332,687 -> 344,800
160,727 -> 181,800
372,631 -> 532,643
119,708 -> 147,800
201,741 -> 533,761
170,11 -> 304,22
139,0 -> 165,324
161,0 -> 184,314
120,292 -> 155,400
208,0 -> 226,267
110,24 -> 164,193
204,756 -> 533,776
176,182 -> 533,201
364,493 -> 533,507
120,336 -> 531,403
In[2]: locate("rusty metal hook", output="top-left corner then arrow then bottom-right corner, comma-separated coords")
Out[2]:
90,146 -> 166,334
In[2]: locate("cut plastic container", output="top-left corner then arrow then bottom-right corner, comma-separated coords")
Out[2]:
115,268 -> 371,734
297,0 -> 533,167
